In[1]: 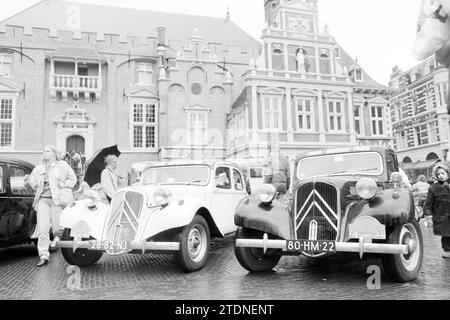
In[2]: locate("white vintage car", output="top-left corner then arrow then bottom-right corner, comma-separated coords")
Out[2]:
56,160 -> 248,272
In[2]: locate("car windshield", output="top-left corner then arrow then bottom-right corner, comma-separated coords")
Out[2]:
297,152 -> 384,179
141,165 -> 210,186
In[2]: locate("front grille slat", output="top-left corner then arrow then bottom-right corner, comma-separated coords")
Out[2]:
295,182 -> 339,254
105,191 -> 144,243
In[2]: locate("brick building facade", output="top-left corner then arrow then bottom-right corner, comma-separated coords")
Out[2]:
0,0 -> 260,173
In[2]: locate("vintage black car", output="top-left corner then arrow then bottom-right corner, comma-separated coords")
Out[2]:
0,158 -> 36,248
234,146 -> 423,282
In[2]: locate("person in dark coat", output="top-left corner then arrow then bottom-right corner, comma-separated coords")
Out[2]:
424,163 -> 450,258
263,150 -> 291,195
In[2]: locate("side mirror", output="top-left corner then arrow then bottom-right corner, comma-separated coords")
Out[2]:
390,172 -> 404,188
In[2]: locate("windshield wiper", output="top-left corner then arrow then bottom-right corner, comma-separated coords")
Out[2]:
328,168 -> 378,176
189,180 -> 205,183
157,180 -> 205,185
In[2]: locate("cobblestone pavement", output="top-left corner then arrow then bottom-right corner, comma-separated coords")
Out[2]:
0,224 -> 449,300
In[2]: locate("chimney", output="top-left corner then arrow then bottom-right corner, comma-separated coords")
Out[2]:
157,26 -> 166,46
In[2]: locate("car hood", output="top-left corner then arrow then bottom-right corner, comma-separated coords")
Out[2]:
295,175 -> 382,189
125,184 -> 207,202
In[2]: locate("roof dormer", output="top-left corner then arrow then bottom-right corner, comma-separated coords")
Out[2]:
349,60 -> 364,82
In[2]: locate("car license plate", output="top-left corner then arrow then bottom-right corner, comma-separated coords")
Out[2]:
286,240 -> 336,253
88,240 -> 130,251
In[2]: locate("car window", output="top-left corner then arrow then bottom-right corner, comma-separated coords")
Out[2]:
386,153 -> 397,177
250,167 -> 263,178
0,166 -> 4,193
10,166 -> 34,195
215,167 -> 231,190
233,169 -> 244,191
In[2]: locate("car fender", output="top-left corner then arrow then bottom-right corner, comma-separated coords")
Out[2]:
234,196 -> 291,240
341,188 -> 413,242
59,200 -> 110,240
139,196 -> 215,241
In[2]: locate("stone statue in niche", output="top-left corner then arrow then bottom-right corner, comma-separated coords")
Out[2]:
272,16 -> 281,29
159,67 -> 167,80
296,48 -> 306,73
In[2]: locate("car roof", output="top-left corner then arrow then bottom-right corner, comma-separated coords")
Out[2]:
143,160 -> 242,170
225,158 -> 265,168
0,157 -> 35,170
294,146 -> 392,163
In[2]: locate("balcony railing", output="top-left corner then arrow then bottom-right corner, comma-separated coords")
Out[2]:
161,147 -> 226,160
50,74 -> 102,91
242,69 -> 350,83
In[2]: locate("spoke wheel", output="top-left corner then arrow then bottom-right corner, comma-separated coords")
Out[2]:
382,221 -> 423,282
234,227 -> 281,273
176,215 -> 210,273
61,228 -> 103,267
187,224 -> 208,263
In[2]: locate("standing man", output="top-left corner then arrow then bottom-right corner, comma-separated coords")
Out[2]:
263,149 -> 290,196
80,152 -> 86,174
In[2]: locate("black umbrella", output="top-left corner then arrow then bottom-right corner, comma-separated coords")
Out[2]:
84,145 -> 121,187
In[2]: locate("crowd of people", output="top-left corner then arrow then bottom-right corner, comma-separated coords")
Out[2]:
416,165 -> 450,259
394,166 -> 450,259
61,150 -> 87,177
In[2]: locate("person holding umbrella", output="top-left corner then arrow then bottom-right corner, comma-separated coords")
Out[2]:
101,155 -> 123,203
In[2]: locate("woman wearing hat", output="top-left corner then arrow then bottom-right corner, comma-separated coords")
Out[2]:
424,164 -> 450,258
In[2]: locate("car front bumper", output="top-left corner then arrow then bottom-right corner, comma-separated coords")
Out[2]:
55,240 -> 180,253
235,234 -> 416,258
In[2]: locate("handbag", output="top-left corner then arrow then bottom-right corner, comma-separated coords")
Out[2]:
59,187 -> 74,208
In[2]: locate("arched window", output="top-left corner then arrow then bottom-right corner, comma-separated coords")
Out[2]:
271,43 -> 284,70
319,49 -> 330,74
426,152 -> 439,161
66,135 -> 85,154
402,157 -> 412,164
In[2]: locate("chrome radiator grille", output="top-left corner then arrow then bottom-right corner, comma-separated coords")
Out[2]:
106,191 -> 144,243
295,182 -> 339,241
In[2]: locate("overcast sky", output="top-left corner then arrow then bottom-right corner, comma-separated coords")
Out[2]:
0,0 -> 423,85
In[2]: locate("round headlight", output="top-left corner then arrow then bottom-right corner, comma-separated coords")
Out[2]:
79,190 -> 100,208
257,184 -> 277,204
355,178 -> 378,200
154,187 -> 172,206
